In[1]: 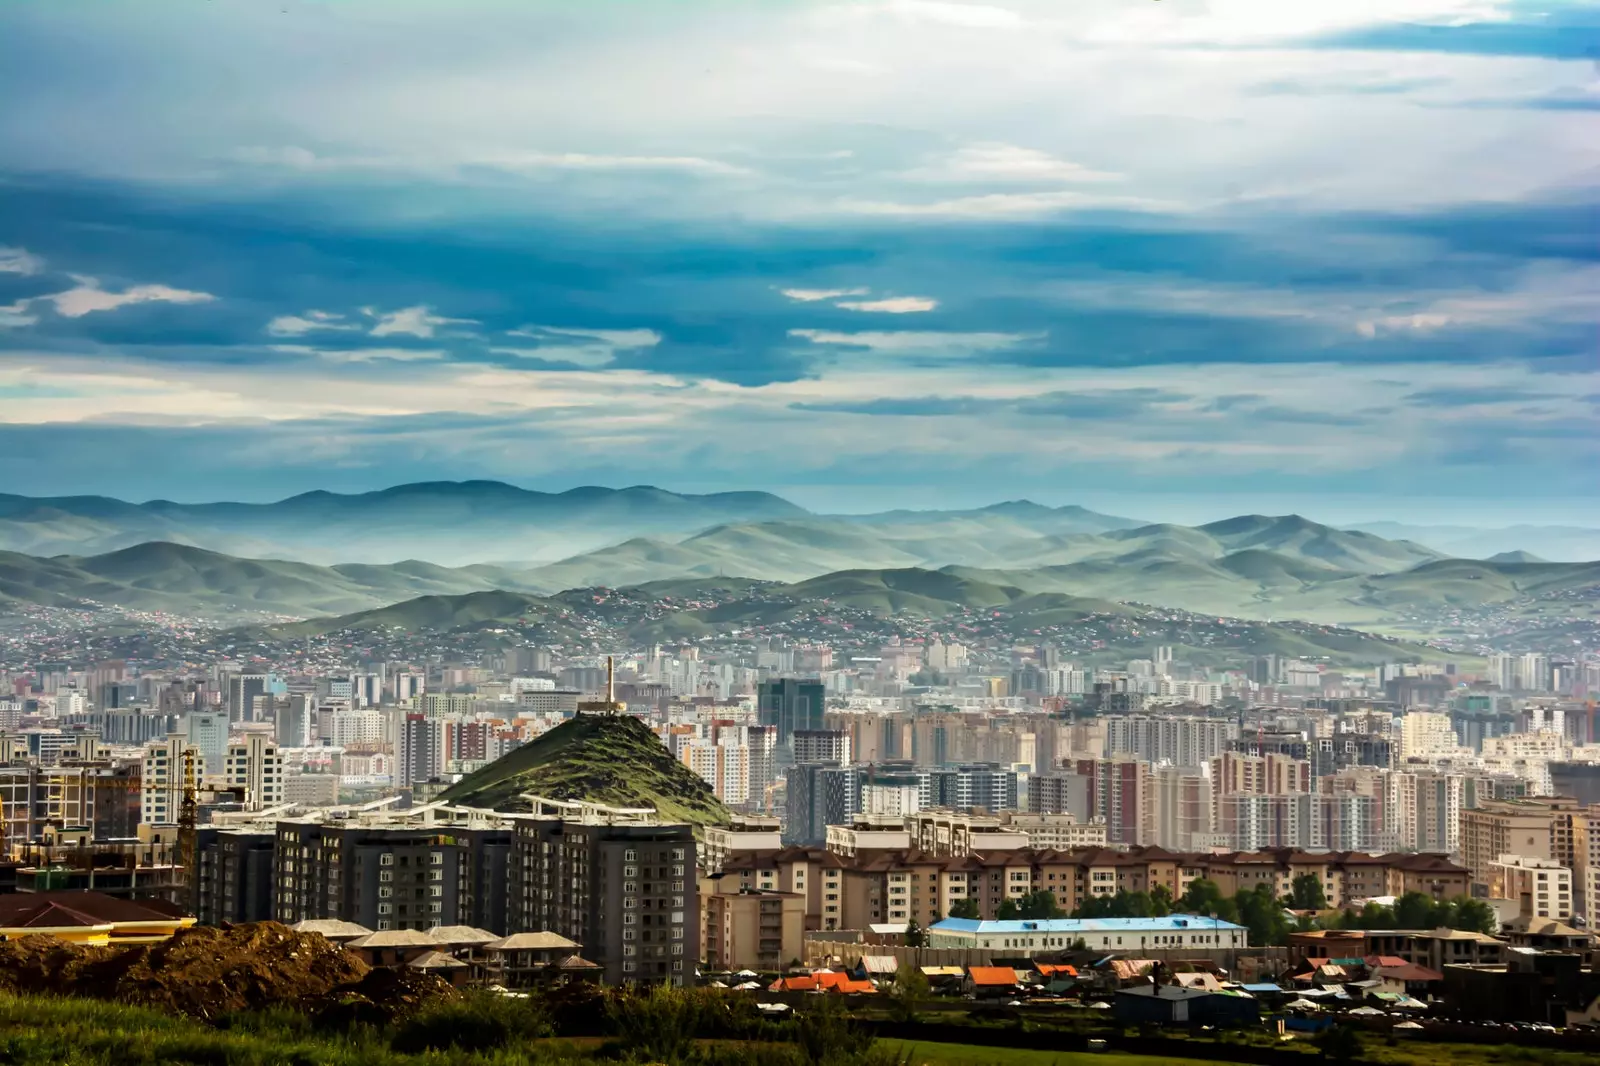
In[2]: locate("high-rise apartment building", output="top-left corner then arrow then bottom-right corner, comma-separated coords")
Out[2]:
791,729 -> 851,766
509,814 -> 697,986
1028,771 -> 1092,822
1104,715 -> 1234,766
226,673 -> 270,724
758,679 -> 825,749
224,733 -> 283,812
396,713 -> 446,788
1074,756 -> 1149,845
784,764 -> 861,845
274,819 -> 511,934
1388,770 -> 1463,854
141,732 -> 197,825
1144,765 -> 1214,851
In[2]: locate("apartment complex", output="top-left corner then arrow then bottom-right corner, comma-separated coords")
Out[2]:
509,802 -> 698,986
713,843 -> 1468,932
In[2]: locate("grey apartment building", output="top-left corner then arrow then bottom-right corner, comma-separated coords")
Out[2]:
509,815 -> 697,986
272,820 -> 512,933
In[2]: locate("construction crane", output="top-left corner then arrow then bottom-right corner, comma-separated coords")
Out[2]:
178,746 -> 199,893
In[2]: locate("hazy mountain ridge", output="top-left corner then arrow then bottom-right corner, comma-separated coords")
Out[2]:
246,567 -> 1446,667
1,514 -> 1594,628
0,483 -> 809,565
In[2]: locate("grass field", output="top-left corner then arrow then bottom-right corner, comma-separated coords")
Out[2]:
879,1039 -> 1215,1066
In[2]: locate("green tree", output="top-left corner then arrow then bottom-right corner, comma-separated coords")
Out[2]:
1234,883 -> 1290,947
948,898 -> 981,920
996,898 -> 1020,920
1287,872 -> 1328,911
1016,889 -> 1066,919
887,964 -> 931,1022
904,919 -> 926,948
1149,883 -> 1174,917
1177,878 -> 1238,923
1339,901 -> 1395,930
1393,891 -> 1436,930
1452,896 -> 1498,935
1313,1022 -> 1363,1064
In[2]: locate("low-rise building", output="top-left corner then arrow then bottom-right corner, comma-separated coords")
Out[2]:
928,914 -> 1248,954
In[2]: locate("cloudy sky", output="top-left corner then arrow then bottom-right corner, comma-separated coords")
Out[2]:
1,0 -> 1596,521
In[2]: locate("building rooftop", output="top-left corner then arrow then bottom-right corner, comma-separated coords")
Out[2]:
933,915 -> 1247,934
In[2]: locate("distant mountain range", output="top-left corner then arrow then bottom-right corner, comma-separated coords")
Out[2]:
1344,521 -> 1600,563
247,568 -> 1453,666
0,482 -> 809,565
2,481 -> 1593,572
4,518 -> 1596,635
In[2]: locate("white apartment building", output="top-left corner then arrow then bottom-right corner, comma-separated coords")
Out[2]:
1488,854 -> 1573,919
680,740 -> 751,806
1388,770 -> 1463,854
141,732 -> 198,825
329,708 -> 389,747
224,732 -> 284,812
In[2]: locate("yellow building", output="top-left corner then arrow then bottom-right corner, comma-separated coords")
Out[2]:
0,890 -> 195,946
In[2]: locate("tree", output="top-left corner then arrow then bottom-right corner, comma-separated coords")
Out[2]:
1287,873 -> 1328,911
1234,883 -> 1290,947
887,963 -> 931,1022
996,898 -> 1020,920
1016,889 -> 1066,919
1393,891 -> 1436,930
1177,878 -> 1237,923
904,919 -> 926,948
948,898 -> 981,920
1313,1022 -> 1363,1064
1149,883 -> 1174,917
1452,896 -> 1498,935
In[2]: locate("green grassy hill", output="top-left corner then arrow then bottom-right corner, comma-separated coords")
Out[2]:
437,713 -> 731,825
0,542 -> 509,615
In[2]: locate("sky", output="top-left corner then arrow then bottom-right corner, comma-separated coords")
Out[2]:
0,0 -> 1596,523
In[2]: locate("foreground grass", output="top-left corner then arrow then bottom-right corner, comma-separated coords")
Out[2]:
0,994 -> 587,1066
878,1038 -> 1214,1066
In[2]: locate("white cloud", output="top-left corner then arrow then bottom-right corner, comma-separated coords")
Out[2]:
491,347 -> 620,369
0,300 -> 38,329
237,145 -> 750,178
267,310 -> 359,337
789,328 -> 1033,356
781,287 -> 870,302
0,247 -> 43,275
840,189 -> 1176,218
529,326 -> 662,349
497,325 -> 663,368
1356,314 -> 1453,338
835,296 -> 939,313
929,143 -> 1119,183
45,277 -> 215,317
268,344 -> 448,364
368,305 -> 476,338
881,1 -> 1026,30
471,150 -> 751,177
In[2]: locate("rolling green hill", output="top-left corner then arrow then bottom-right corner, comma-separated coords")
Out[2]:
437,713 -> 731,826
0,542 -> 539,616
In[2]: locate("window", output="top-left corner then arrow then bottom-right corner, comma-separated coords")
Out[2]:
380,854 -> 394,866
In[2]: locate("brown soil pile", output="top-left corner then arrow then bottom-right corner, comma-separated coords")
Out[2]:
0,921 -> 450,1021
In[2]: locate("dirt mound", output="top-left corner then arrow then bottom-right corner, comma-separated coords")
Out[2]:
0,921 -> 415,1021
311,966 -> 461,1029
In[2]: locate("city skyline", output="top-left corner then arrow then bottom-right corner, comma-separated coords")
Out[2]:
1,1 -> 1596,518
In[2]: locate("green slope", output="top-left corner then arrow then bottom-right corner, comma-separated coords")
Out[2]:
438,713 -> 731,826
